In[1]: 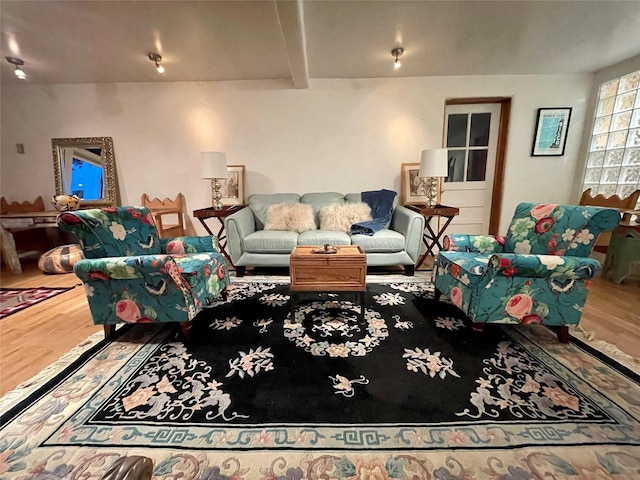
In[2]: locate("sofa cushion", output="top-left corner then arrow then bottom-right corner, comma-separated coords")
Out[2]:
301,192 -> 345,227
298,230 -> 351,246
249,193 -> 301,230
243,230 -> 299,253
319,202 -> 372,232
351,229 -> 405,252
263,203 -> 316,233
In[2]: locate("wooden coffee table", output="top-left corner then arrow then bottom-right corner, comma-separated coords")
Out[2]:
289,245 -> 367,322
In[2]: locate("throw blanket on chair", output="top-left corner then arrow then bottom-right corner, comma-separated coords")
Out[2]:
350,189 -> 397,236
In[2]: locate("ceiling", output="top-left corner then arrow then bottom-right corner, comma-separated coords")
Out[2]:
2,0 -> 640,88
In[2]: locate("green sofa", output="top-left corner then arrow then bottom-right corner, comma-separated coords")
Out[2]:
224,192 -> 425,276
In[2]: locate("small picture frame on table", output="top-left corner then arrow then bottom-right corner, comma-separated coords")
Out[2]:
531,107 -> 572,156
215,165 -> 245,206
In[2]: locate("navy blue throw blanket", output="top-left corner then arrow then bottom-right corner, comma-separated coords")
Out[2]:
350,189 -> 397,236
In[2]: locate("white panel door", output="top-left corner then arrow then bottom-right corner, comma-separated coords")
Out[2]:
440,103 -> 501,235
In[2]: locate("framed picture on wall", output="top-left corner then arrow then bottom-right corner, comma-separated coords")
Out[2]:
215,165 -> 245,205
401,162 -> 433,205
531,107 -> 572,156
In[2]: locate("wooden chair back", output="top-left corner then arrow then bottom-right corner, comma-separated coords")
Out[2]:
1,196 -> 45,214
579,188 -> 640,209
579,188 -> 640,253
140,193 -> 185,238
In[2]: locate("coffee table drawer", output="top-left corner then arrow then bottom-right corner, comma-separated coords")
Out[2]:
290,265 -> 366,291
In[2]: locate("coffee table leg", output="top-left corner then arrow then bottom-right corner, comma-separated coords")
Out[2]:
290,292 -> 297,323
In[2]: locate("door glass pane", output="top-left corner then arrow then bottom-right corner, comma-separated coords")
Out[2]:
467,150 -> 487,181
444,150 -> 465,182
469,113 -> 490,146
446,114 -> 468,148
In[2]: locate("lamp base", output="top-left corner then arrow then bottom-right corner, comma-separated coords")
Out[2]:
425,177 -> 438,208
211,179 -> 223,210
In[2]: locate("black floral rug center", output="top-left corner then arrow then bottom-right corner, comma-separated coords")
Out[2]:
35,281 -> 640,452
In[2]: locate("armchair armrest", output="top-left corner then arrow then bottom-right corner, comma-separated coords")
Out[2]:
390,205 -> 425,262
160,236 -> 219,254
486,253 -> 601,280
73,255 -> 180,280
444,234 -> 505,254
224,207 -> 256,264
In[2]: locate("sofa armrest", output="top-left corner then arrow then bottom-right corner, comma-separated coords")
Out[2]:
444,234 -> 505,254
390,205 -> 425,263
159,236 -> 220,254
224,207 -> 256,264
486,253 -> 601,279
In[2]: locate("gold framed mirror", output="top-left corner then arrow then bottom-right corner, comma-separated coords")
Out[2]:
52,137 -> 119,208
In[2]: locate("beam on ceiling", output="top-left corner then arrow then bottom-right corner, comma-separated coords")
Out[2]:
275,0 -> 309,89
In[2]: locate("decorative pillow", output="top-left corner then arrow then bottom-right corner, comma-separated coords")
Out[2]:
263,203 -> 316,233
319,202 -> 372,232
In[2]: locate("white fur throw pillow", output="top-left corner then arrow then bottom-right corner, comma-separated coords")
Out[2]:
263,203 -> 316,233
319,202 -> 372,232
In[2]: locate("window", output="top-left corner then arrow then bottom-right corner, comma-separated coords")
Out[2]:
581,69 -> 640,207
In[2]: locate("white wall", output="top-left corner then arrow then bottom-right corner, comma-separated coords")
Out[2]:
0,74 -> 592,234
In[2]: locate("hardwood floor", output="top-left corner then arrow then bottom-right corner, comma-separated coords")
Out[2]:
0,258 -> 638,397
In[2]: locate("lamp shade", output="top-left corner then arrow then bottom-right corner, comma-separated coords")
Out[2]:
419,149 -> 449,177
201,152 -> 228,179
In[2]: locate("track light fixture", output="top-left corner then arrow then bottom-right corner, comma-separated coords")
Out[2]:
148,52 -> 165,74
6,56 -> 26,80
391,47 -> 404,69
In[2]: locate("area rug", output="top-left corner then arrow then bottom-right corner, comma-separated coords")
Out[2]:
1,280 -> 639,479
0,286 -> 75,319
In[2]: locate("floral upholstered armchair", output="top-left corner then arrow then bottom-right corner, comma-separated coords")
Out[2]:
433,203 -> 620,342
57,206 -> 229,339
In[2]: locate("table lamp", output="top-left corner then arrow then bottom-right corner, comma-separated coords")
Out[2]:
419,149 -> 449,208
201,151 -> 228,209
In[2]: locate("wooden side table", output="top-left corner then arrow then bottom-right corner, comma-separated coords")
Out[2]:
0,211 -> 63,275
289,245 -> 367,322
192,205 -> 245,267
406,204 -> 460,269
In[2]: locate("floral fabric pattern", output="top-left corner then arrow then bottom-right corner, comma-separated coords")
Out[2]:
434,203 -> 620,328
57,206 -> 230,326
